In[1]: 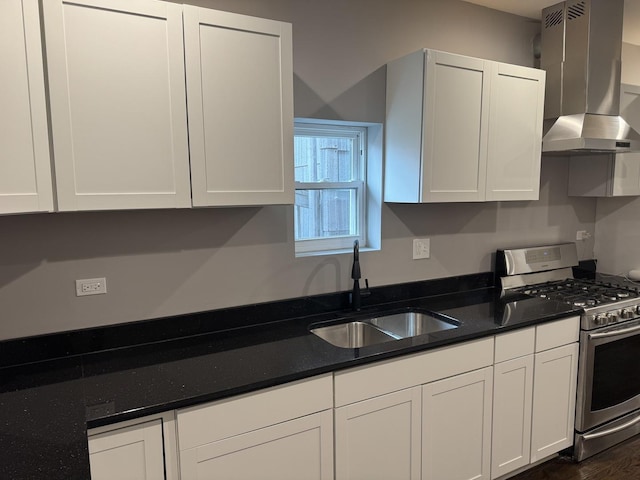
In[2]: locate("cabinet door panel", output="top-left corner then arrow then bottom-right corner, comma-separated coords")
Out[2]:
492,356 -> 534,479
612,153 -> 640,196
0,0 -> 53,214
422,367 -> 493,480
43,0 -> 191,211
530,343 -> 579,462
89,419 -> 165,480
180,410 -> 333,480
335,387 -> 421,480
184,6 -> 294,206
423,51 -> 489,202
486,63 -> 545,201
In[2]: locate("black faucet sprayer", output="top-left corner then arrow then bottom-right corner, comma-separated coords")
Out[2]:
350,240 -> 370,311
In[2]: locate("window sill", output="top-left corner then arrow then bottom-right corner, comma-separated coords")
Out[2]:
295,246 -> 379,258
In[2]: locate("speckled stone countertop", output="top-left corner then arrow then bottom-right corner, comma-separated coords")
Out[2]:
0,272 -> 582,479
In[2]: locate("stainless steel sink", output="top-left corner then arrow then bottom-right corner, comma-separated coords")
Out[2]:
369,311 -> 459,338
310,310 -> 460,348
310,321 -> 398,348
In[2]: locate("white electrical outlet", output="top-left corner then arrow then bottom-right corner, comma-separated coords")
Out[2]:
76,277 -> 107,296
413,238 -> 430,259
576,230 -> 591,241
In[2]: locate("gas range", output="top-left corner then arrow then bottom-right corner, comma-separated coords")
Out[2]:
510,278 -> 640,330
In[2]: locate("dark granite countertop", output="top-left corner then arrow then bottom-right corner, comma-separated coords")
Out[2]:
0,272 -> 582,480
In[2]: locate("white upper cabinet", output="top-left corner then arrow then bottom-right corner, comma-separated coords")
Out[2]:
486,62 -> 545,201
568,84 -> 640,197
43,0 -> 191,211
0,0 -> 54,215
385,49 -> 545,203
184,6 -> 294,207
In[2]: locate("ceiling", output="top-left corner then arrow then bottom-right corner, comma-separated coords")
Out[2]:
461,0 -> 640,45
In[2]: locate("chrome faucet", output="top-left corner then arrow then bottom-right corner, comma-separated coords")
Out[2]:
350,240 -> 370,311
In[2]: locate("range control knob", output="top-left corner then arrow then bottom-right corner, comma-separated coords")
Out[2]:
636,305 -> 640,315
594,314 -> 609,326
620,308 -> 635,320
607,312 -> 619,323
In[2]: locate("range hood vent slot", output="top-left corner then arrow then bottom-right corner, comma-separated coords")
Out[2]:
567,2 -> 585,20
545,8 -> 564,28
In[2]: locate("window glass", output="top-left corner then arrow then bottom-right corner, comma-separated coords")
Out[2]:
294,124 -> 366,254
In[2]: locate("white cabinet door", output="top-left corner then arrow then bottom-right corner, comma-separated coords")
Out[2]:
184,6 -> 294,207
530,342 -> 579,462
335,387 -> 422,480
89,419 -> 166,480
43,0 -> 191,211
485,62 -> 545,201
422,51 -> 489,202
422,366 -> 493,480
491,355 -> 534,479
0,0 -> 53,214
180,409 -> 333,480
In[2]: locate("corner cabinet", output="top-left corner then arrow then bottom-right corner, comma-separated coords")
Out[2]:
88,412 -> 179,480
384,49 -> 545,203
568,84 -> 640,197
41,0 -> 293,212
0,0 -> 54,214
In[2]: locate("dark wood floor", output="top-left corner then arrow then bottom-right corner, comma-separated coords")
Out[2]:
510,435 -> 640,480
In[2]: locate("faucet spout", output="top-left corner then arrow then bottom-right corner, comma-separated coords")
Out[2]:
350,240 -> 369,311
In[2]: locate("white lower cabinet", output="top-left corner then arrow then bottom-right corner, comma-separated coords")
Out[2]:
334,338 -> 495,480
530,342 -> 579,462
180,410 -> 333,480
88,412 -> 179,480
335,387 -> 422,480
422,367 -> 494,480
176,374 -> 334,480
491,318 -> 579,479
491,352 -> 535,478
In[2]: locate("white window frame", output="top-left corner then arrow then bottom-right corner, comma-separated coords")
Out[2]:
294,123 -> 367,255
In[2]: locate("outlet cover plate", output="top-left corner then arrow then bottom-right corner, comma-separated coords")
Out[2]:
413,238 -> 430,259
76,277 -> 107,296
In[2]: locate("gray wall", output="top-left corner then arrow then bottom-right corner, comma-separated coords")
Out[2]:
0,0 -> 597,340
594,43 -> 640,275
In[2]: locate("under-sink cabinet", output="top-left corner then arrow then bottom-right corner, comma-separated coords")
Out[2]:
176,374 -> 334,480
333,337 -> 495,480
384,48 -> 545,203
5,0 -> 293,214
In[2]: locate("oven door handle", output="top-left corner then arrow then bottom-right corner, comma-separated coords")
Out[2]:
582,413 -> 640,440
588,323 -> 640,339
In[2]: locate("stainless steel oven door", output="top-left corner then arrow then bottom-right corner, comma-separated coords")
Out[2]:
575,317 -> 640,432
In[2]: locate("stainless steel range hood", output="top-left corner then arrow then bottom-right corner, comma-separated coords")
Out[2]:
541,0 -> 640,154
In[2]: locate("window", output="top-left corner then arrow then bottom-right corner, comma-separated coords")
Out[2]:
294,123 -> 367,255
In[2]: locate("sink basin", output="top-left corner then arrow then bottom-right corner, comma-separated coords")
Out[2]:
310,321 -> 398,348
369,311 -> 459,338
310,310 -> 461,348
